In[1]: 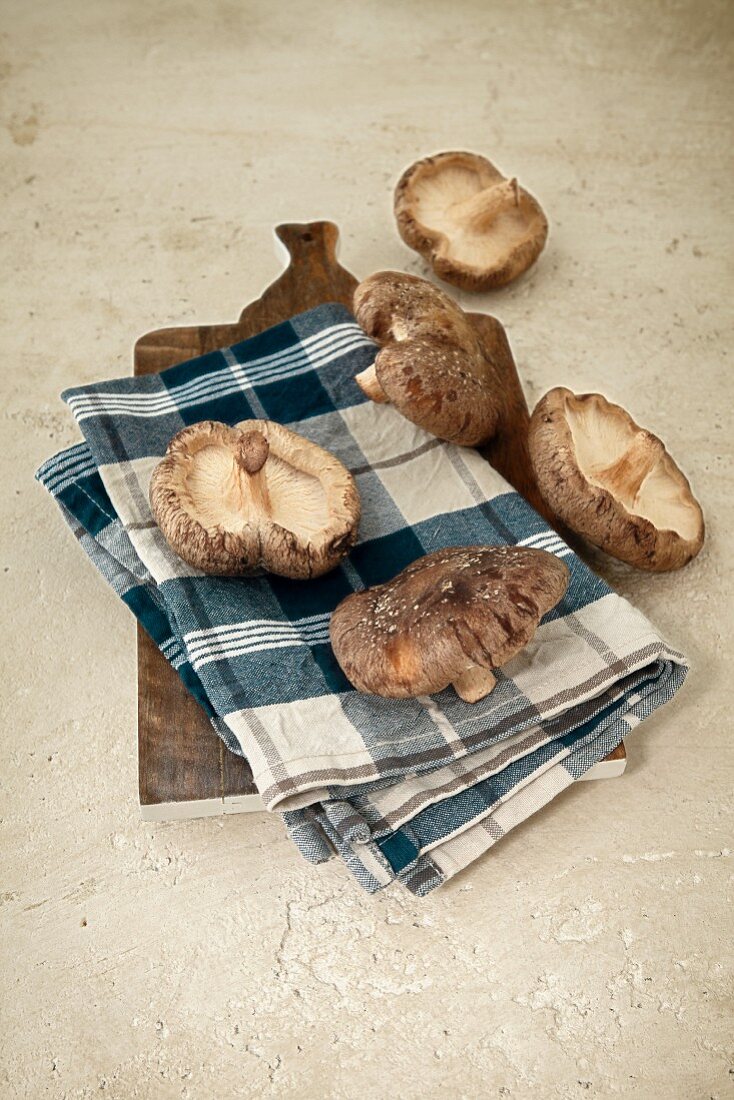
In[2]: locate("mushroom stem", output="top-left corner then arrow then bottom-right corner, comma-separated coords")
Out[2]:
355,363 -> 389,404
235,430 -> 271,513
452,665 -> 497,703
594,432 -> 664,503
451,178 -> 520,232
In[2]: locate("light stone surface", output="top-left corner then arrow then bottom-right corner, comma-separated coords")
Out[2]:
1,1 -> 732,1096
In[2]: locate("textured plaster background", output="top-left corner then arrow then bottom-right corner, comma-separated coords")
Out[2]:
1,1 -> 732,1096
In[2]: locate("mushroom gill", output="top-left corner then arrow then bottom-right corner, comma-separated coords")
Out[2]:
149,419 -> 361,578
564,394 -> 701,543
528,388 -> 705,572
395,150 -> 548,291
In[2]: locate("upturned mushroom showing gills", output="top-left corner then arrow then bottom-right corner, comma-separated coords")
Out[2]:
394,151 -> 548,291
330,546 -> 569,703
149,419 -> 360,579
352,271 -> 500,446
528,388 -> 705,572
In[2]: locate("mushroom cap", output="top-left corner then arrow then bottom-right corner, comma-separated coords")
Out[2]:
353,271 -> 500,446
528,388 -> 705,572
395,151 -> 548,291
149,419 -> 360,579
330,545 -> 569,699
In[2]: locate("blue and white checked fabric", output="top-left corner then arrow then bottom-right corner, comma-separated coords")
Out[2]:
37,303 -> 688,895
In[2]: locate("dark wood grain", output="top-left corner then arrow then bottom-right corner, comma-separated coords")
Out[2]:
471,313 -> 550,520
135,220 -> 622,813
137,632 -> 223,803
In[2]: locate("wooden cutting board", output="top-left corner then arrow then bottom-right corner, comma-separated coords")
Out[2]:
134,220 -> 625,820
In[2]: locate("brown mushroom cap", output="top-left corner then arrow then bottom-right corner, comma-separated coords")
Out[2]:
330,545 -> 569,703
394,151 -> 548,291
528,388 -> 705,572
352,271 -> 500,446
149,419 -> 360,579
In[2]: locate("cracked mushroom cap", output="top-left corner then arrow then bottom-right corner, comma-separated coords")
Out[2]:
149,419 -> 360,579
394,150 -> 548,291
352,271 -> 500,446
528,388 -> 705,572
330,545 -> 569,703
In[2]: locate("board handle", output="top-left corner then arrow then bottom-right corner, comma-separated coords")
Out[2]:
274,220 -> 340,264
239,220 -> 358,325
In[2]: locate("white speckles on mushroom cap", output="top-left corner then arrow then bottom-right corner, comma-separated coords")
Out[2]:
329,545 -> 569,698
353,271 -> 500,446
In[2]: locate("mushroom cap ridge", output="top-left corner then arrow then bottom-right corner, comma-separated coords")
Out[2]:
329,545 -> 569,699
528,388 -> 705,572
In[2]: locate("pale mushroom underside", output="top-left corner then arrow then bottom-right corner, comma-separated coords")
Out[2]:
178,442 -> 332,542
408,162 -> 546,270
565,396 -> 700,541
150,419 -> 360,578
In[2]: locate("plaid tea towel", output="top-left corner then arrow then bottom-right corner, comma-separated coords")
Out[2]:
37,303 -> 688,895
